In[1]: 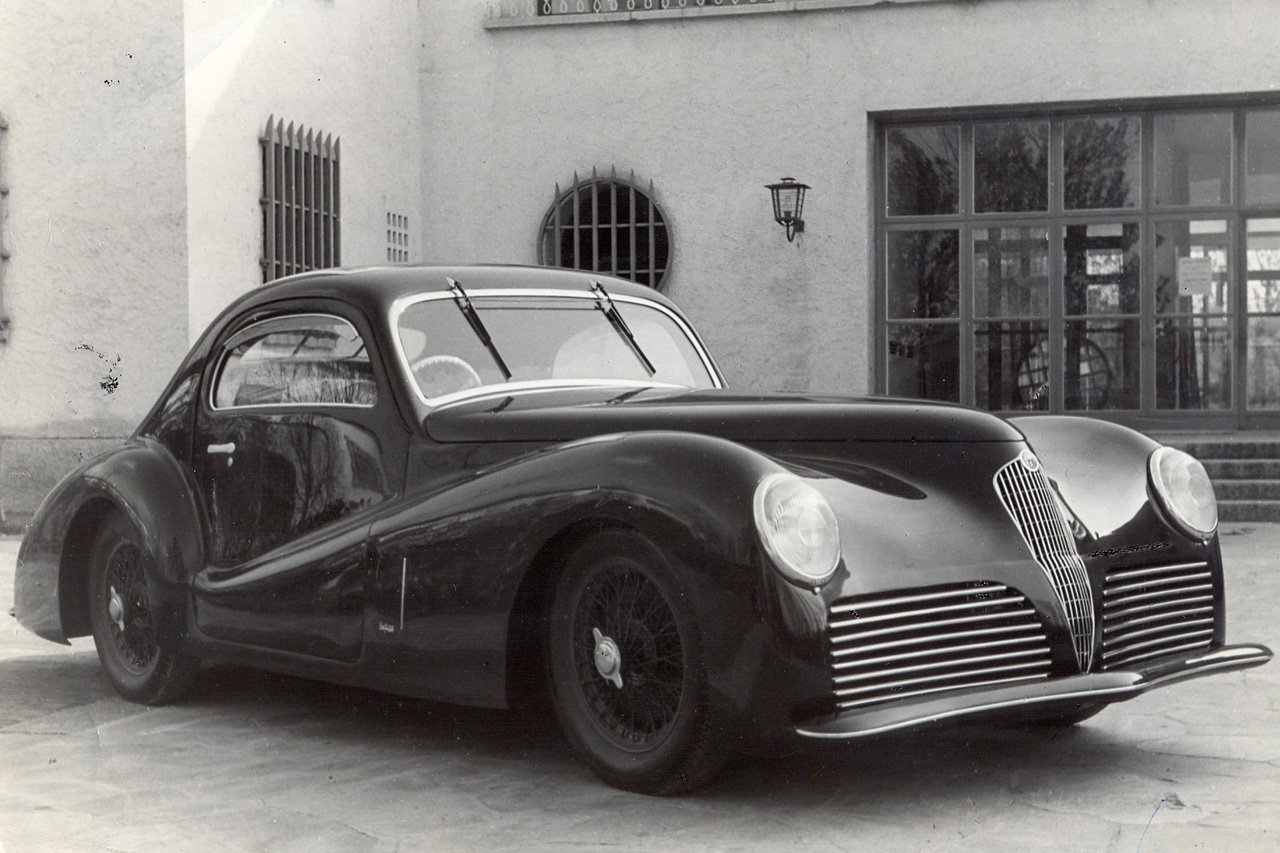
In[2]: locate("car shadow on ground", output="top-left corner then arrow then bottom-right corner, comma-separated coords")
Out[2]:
3,651 -> 1179,806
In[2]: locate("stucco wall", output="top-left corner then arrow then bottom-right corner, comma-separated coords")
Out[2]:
0,0 -> 189,514
185,0 -> 425,337
421,0 -> 1280,395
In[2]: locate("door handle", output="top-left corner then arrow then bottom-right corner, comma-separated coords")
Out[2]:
206,442 -> 237,455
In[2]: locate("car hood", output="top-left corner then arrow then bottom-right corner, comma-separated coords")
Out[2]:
424,386 -> 1024,444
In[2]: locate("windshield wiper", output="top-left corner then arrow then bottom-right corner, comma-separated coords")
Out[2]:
591,281 -> 656,377
448,277 -> 512,380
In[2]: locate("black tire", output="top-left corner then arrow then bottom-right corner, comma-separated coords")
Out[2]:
546,530 -> 727,795
88,511 -> 199,704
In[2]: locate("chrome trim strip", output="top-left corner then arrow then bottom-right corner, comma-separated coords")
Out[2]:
835,674 -> 1049,710
1102,627 -> 1215,660
1103,638 -> 1215,668
1105,562 -> 1210,581
833,648 -> 1051,685
1101,583 -> 1213,609
829,596 -> 1029,627
1103,617 -> 1215,645
832,635 -> 1047,670
1103,604 -> 1214,631
829,610 -> 1039,639
834,660 -> 1051,698
829,585 -> 1012,614
1102,594 -> 1214,622
1104,572 -> 1213,597
830,623 -> 1042,658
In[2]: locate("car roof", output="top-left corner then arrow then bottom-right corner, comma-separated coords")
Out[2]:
228,264 -> 681,320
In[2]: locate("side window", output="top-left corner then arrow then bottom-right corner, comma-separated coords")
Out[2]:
213,314 -> 375,409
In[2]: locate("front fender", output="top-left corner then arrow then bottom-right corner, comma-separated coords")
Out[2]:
15,438 -> 204,648
365,430 -> 825,720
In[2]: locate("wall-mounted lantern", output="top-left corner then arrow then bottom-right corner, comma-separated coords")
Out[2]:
765,177 -> 809,242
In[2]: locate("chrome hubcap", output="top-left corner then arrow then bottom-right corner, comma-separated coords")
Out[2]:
592,627 -> 624,689
108,585 -> 126,633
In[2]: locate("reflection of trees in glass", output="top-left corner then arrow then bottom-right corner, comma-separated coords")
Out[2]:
1065,117 -> 1138,209
975,123 -> 1048,213
888,230 -> 959,319
887,323 -> 959,402
886,127 -> 958,216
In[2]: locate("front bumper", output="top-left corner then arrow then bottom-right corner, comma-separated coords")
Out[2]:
795,643 -> 1272,739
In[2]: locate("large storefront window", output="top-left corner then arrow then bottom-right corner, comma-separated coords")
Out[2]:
877,103 -> 1280,428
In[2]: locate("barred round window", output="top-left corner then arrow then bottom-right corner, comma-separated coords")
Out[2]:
538,174 -> 670,290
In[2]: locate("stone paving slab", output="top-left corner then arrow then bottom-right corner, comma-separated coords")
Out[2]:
0,527 -> 1276,851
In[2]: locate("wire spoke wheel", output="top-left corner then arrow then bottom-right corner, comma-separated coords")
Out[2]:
573,564 -> 683,748
103,540 -> 159,675
89,511 -> 198,705
547,530 -> 727,795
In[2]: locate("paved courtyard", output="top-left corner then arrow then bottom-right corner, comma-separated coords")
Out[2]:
1,527 -> 1277,852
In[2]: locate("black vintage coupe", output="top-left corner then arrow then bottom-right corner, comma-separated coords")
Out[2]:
13,265 -> 1272,794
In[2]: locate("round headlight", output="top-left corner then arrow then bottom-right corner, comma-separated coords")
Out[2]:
752,473 -> 841,587
1149,446 -> 1218,539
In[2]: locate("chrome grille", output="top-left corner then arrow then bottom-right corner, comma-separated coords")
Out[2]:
828,582 -> 1052,712
994,452 -> 1096,672
1101,561 -> 1215,670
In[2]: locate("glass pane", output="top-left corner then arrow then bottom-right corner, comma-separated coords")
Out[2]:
975,321 -> 1050,411
885,126 -> 959,216
1248,317 -> 1280,409
1246,109 -> 1280,205
215,315 -> 375,408
1247,218 -> 1280,313
1155,112 -> 1232,206
973,227 -> 1049,317
886,230 -> 959,319
1064,223 -> 1140,315
1155,220 -> 1230,314
886,323 -> 959,402
1064,319 -> 1139,410
1156,317 -> 1231,410
1065,116 -> 1140,209
974,121 -> 1049,213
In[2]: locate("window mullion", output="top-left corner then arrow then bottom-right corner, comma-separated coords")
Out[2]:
959,123 -> 975,407
1048,120 -> 1065,413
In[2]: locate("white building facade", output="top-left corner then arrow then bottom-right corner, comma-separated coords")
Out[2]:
2,0 -> 1278,513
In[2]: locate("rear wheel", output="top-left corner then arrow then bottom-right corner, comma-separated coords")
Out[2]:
88,512 -> 199,704
547,530 -> 727,795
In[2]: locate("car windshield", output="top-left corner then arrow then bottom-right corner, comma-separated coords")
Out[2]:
395,294 -> 717,401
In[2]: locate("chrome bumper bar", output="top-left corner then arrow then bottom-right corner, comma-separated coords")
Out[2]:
795,643 -> 1273,740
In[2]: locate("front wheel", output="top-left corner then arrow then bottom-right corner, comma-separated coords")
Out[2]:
546,530 -> 727,795
88,511 -> 199,704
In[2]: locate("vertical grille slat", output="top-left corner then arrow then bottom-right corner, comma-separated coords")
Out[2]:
994,452 -> 1096,672
1100,561 -> 1216,670
826,581 -> 1051,712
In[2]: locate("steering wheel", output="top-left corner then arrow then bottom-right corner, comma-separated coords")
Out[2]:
411,354 -> 482,398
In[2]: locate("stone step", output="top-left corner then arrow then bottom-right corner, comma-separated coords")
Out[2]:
1168,438 -> 1280,460
1215,479 -> 1280,501
1199,458 -> 1280,480
1220,500 -> 1280,522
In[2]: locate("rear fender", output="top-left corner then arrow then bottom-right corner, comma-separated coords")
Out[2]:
15,438 -> 204,648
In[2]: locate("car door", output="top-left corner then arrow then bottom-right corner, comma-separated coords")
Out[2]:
191,305 -> 406,663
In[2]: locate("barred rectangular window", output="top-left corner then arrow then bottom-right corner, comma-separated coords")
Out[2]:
260,116 -> 340,283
